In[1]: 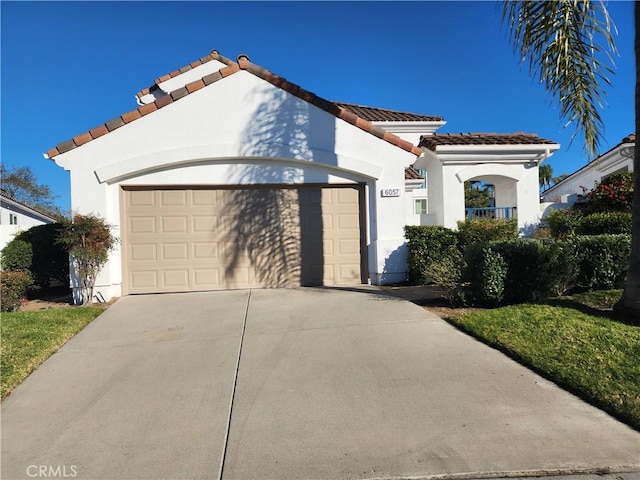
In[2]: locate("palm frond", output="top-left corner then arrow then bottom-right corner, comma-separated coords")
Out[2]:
501,0 -> 618,158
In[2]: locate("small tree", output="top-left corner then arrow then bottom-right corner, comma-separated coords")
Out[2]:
57,213 -> 117,305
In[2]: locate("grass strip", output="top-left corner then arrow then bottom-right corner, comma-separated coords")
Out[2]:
446,301 -> 640,430
1,307 -> 103,399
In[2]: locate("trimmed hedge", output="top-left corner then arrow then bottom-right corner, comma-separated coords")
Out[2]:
0,270 -> 32,312
406,223 -> 631,306
463,236 -> 630,306
575,212 -> 632,236
405,225 -> 460,285
456,217 -> 518,248
545,209 -> 583,239
545,209 -> 632,238
571,235 -> 631,291
465,240 -> 576,306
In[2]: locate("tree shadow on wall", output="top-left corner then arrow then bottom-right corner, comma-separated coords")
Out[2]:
220,85 -> 338,287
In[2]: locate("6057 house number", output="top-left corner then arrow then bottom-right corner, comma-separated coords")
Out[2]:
381,188 -> 401,197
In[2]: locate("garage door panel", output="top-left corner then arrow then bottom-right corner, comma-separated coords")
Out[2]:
192,215 -> 218,232
128,190 -> 156,207
131,271 -> 158,289
129,217 -> 156,234
161,216 -> 188,234
122,185 -> 365,294
162,243 -> 189,261
192,190 -> 217,205
337,213 -> 359,230
337,239 -> 360,255
160,190 -> 188,206
193,268 -> 220,287
162,269 -> 189,288
193,243 -> 219,260
131,244 -> 157,261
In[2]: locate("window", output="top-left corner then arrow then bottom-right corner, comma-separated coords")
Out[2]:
415,199 -> 427,215
9,214 -> 18,225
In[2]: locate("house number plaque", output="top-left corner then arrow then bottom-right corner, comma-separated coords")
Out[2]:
381,188 -> 401,197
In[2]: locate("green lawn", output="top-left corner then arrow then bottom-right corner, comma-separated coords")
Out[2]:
1,307 -> 104,399
446,290 -> 640,430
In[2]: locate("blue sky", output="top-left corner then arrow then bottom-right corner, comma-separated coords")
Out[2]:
1,1 -> 635,212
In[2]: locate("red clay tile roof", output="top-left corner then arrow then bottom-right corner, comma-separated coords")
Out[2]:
47,50 -> 423,159
334,102 -> 443,123
404,167 -> 423,180
419,132 -> 557,151
135,51 -> 233,99
622,133 -> 635,143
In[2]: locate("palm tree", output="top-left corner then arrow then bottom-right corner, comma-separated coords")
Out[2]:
502,0 -> 639,321
538,164 -> 553,190
552,173 -> 569,185
616,4 -> 640,321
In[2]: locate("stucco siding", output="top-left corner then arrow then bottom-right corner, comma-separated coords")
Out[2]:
54,69 -> 417,300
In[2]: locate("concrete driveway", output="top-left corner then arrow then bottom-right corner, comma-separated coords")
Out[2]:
2,288 -> 638,480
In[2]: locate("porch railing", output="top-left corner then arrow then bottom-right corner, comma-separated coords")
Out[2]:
465,207 -> 516,220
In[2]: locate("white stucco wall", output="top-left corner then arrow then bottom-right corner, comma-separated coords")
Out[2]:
416,147 -> 558,234
53,70 -> 416,301
541,146 -> 634,206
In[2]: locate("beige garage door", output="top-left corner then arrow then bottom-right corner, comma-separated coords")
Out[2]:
121,185 -> 366,294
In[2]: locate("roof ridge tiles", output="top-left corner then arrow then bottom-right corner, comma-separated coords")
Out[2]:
333,101 -> 444,123
47,50 -> 424,159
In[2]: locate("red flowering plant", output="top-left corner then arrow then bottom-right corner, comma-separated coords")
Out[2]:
582,171 -> 634,214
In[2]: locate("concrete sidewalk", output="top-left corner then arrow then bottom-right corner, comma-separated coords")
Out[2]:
2,288 -> 638,480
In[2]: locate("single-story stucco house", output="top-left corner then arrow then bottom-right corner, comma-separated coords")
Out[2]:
541,133 -> 635,212
46,50 -> 559,302
0,192 -> 56,253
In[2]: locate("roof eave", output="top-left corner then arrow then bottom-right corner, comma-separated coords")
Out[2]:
0,194 -> 56,222
372,120 -> 447,134
414,143 -> 560,170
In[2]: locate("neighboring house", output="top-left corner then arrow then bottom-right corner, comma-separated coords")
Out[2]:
0,193 -> 56,253
540,133 -> 635,211
46,50 -> 559,301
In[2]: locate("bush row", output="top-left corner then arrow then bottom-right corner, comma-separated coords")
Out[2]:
405,224 -> 631,307
405,218 -> 517,285
464,236 -> 630,306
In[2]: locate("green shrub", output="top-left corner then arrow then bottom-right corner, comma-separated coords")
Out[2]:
425,247 -> 464,303
545,208 -> 583,239
465,240 -> 577,306
57,213 -> 117,305
0,270 -> 33,312
576,212 -> 632,235
1,224 -> 69,289
18,223 -> 69,288
571,235 -> 631,291
476,247 -> 507,306
456,218 -> 518,249
405,225 -> 460,285
1,239 -> 32,272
